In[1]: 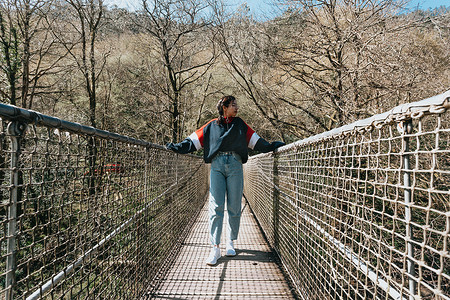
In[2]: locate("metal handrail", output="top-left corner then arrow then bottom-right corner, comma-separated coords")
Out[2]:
268,90 -> 450,154
0,103 -> 154,148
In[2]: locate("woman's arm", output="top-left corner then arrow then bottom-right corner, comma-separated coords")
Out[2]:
253,138 -> 285,153
166,119 -> 214,154
166,137 -> 199,154
245,121 -> 285,153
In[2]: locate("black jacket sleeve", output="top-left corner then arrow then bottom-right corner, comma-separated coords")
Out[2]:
253,138 -> 285,153
166,138 -> 198,154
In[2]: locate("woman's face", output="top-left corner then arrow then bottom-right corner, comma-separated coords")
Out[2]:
223,100 -> 238,118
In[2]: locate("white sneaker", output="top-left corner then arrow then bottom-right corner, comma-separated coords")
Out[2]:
206,247 -> 221,265
226,240 -> 236,257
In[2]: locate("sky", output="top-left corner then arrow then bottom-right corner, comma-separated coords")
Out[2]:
107,0 -> 450,13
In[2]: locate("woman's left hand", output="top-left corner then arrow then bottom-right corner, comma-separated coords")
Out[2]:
271,141 -> 285,150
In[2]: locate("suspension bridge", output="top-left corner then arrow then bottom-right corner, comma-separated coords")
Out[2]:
0,90 -> 449,299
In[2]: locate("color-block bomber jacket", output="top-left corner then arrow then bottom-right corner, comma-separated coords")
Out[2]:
166,117 -> 284,164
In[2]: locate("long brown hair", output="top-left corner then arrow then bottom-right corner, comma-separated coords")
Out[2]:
216,95 -> 235,124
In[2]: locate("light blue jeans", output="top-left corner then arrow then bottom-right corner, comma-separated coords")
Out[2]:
209,152 -> 244,246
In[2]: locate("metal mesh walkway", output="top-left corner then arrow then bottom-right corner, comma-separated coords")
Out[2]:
150,198 -> 297,299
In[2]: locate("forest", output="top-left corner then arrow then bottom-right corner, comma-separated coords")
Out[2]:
1,0 -> 449,145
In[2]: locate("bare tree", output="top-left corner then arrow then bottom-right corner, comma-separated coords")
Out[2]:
71,0 -> 105,128
18,0 -> 71,109
0,1 -> 21,105
211,3 -> 321,142
140,0 -> 217,142
48,0 -> 106,128
270,0 -> 421,129
0,0 -> 69,109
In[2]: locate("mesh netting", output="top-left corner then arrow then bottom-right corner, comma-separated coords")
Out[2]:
244,92 -> 450,300
0,106 -> 208,299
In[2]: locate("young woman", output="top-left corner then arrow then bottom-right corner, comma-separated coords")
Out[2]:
166,96 -> 284,265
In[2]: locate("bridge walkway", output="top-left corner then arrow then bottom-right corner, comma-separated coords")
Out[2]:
150,198 -> 297,299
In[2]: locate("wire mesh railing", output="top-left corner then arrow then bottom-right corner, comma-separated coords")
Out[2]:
244,90 -> 450,300
0,104 -> 209,299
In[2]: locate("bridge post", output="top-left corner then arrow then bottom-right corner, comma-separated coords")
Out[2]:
272,152 -> 280,250
5,121 -> 27,300
402,119 -> 416,300
145,147 -> 149,202
295,152 -> 300,279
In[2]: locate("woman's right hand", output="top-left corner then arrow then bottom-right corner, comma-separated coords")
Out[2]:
165,143 -> 175,151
